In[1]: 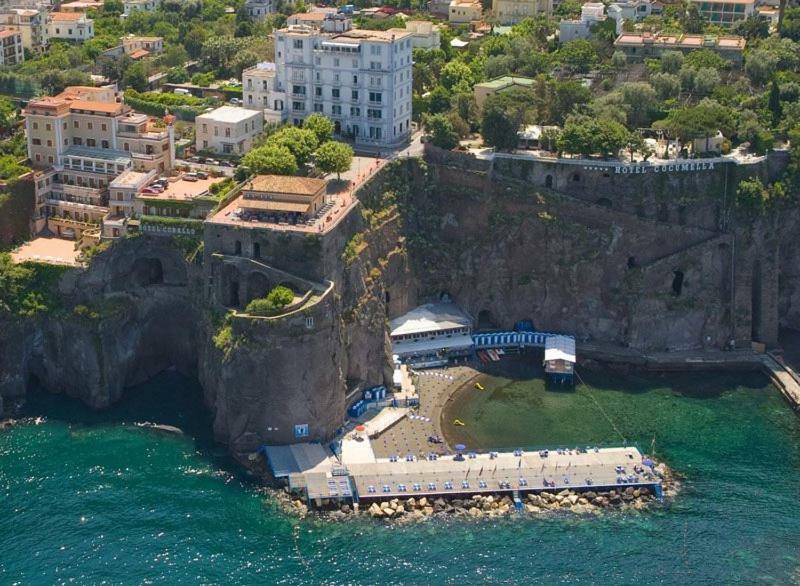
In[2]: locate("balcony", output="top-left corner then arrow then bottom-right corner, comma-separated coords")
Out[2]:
52,183 -> 104,199
117,129 -> 169,140
46,198 -> 108,214
48,216 -> 100,229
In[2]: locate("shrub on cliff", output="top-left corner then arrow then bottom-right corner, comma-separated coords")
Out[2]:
0,253 -> 68,317
245,285 -> 295,315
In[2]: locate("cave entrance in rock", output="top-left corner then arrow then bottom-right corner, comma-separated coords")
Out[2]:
253,242 -> 261,259
545,175 -> 553,188
596,197 -> 612,209
131,257 -> 164,287
477,309 -> 494,331
234,240 -> 242,256
246,272 -> 271,305
671,270 -> 684,296
751,260 -> 762,341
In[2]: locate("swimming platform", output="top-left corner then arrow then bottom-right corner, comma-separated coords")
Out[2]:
261,441 -> 663,507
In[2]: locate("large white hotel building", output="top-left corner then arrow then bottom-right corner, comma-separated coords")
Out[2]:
263,14 -> 413,148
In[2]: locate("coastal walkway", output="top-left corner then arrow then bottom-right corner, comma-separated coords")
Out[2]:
761,353 -> 800,411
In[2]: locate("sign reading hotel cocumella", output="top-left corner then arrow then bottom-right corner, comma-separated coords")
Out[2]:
583,161 -> 718,174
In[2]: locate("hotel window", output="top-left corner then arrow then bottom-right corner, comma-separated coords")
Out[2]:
332,105 -> 341,115
214,127 -> 218,136
370,45 -> 382,55
334,58 -> 340,66
32,138 -> 41,145
101,123 -> 107,131
32,121 -> 38,130
353,75 -> 358,84
45,123 -> 51,131
315,86 -> 322,97
332,88 -> 340,99
101,140 -> 109,149
352,90 -> 358,100
352,60 -> 358,68
63,122 -> 67,129
292,101 -> 305,111
313,103 -> 323,112
292,39 -> 303,49
123,142 -> 129,150
369,92 -> 382,103
87,138 -> 96,147
225,128 -> 230,137
350,107 -> 360,116
202,124 -> 207,132
87,122 -> 93,130
367,109 -> 382,119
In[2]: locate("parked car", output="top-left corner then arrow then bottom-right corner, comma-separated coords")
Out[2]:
205,159 -> 220,166
188,156 -> 201,163
219,160 -> 236,168
195,171 -> 209,179
182,173 -> 199,182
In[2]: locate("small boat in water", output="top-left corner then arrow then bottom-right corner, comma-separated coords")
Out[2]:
475,382 -> 484,391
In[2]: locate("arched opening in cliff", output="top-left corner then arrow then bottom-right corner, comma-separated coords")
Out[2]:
477,309 -> 495,331
439,291 -> 452,302
627,256 -> 637,269
672,270 -> 684,296
234,240 -> 242,256
246,272 -> 271,305
596,198 -> 612,209
571,173 -> 581,182
545,175 -> 553,188
229,280 -> 240,308
751,260 -> 762,341
131,258 -> 164,287
253,242 -> 261,259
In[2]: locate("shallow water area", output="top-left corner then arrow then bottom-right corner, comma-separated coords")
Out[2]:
2,367 -> 800,583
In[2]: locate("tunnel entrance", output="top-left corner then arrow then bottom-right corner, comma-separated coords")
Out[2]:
131,258 -> 164,287
477,309 -> 495,331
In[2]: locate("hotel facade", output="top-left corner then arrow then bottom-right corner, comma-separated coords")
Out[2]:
24,86 -> 175,241
259,14 -> 413,148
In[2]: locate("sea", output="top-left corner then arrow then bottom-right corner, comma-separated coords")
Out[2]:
2,364 -> 800,585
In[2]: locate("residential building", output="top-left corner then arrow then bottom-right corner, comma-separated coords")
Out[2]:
47,11 -> 93,42
0,7 -> 47,52
690,0 -> 755,26
492,0 -> 552,25
269,16 -> 413,147
245,0 -> 274,19
614,32 -> 746,65
0,27 -> 24,65
243,62 -> 284,123
474,75 -> 535,108
121,35 -> 163,56
448,0 -> 482,23
286,11 -> 327,26
103,168 -> 154,238
428,0 -> 451,18
237,175 -> 328,221
607,0 -> 661,23
397,20 -> 441,50
756,5 -> 779,30
195,106 -> 263,155
60,1 -> 104,12
559,2 -> 617,43
123,0 -> 162,16
24,86 -> 176,241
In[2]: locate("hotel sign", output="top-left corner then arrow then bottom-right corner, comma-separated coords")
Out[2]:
612,161 -> 716,174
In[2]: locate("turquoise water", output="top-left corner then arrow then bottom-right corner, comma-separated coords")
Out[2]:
2,369 -> 800,584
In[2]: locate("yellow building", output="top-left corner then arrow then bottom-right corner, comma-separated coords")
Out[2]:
238,175 -> 328,220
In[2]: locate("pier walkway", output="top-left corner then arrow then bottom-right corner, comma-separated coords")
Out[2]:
762,353 -> 800,411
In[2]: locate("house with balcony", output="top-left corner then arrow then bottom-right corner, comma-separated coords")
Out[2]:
690,0 -> 754,26
0,8 -> 48,52
492,0 -> 552,25
449,0 -> 483,23
614,32 -> 746,65
0,27 -> 24,66
243,62 -> 284,123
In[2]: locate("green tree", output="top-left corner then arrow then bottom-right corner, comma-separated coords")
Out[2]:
650,72 -> 681,100
314,141 -> 353,180
302,113 -> 335,144
693,67 -> 721,95
619,82 -> 658,127
267,126 -> 319,166
440,61 -> 474,91
481,98 -> 520,151
684,48 -> 727,70
768,78 -> 782,126
245,284 -> 295,314
427,85 -> 451,114
611,50 -> 627,69
780,6 -> 800,40
660,50 -> 684,74
0,96 -> 17,135
680,2 -> 706,34
240,144 -> 298,175
427,113 -> 459,150
557,39 -> 598,73
733,15 -> 769,40
745,49 -> 779,86
121,61 -> 148,91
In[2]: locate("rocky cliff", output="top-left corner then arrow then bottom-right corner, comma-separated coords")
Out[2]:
2,152 -> 799,456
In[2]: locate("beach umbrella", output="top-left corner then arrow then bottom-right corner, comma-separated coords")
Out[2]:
643,458 -> 655,467
455,444 -> 466,451
355,424 -> 366,432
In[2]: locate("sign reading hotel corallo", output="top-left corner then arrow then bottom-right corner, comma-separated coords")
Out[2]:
582,161 -> 718,174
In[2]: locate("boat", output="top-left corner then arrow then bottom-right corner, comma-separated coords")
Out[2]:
453,419 -> 465,426
475,382 -> 484,391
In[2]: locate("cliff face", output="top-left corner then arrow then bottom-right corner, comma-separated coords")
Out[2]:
3,153 -> 800,455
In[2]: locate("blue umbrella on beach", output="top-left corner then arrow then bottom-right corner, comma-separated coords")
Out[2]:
643,458 -> 655,468
455,444 -> 466,451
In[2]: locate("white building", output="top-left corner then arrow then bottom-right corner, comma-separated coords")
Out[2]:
242,62 -> 283,123
122,0 -> 161,16
121,35 -> 163,56
492,0 -> 552,25
390,302 -> 474,367
607,0 -> 660,23
269,15 -> 413,147
195,106 -> 264,155
245,0 -> 274,19
400,20 -> 441,50
47,11 -> 93,42
0,27 -> 24,66
449,0 -> 482,23
559,2 -> 617,43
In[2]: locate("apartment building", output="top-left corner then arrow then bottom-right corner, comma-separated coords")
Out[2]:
0,27 -> 24,65
690,0 -> 754,26
448,0 -> 482,23
614,32 -> 746,64
268,15 -> 413,147
195,106 -> 263,155
122,35 -> 163,55
47,11 -> 93,41
492,0 -> 552,25
0,7 -> 47,52
560,2 -> 618,43
243,62 -> 284,122
24,86 -> 175,240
